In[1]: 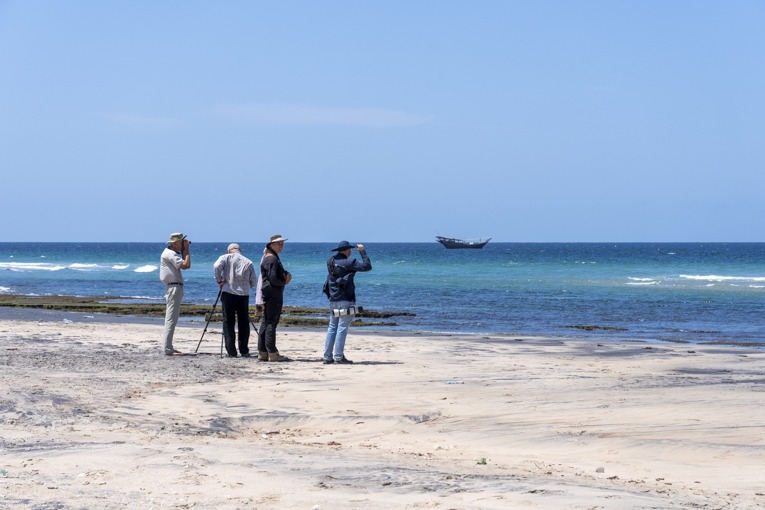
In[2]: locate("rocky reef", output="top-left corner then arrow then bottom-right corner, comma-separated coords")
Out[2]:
0,295 -> 413,328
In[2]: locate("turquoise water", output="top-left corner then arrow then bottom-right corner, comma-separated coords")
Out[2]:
0,242 -> 763,345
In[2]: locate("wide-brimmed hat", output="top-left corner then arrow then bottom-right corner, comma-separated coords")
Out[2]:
331,240 -> 355,252
227,243 -> 240,252
166,233 -> 187,244
267,235 -> 288,247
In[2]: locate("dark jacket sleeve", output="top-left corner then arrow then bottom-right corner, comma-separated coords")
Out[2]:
262,257 -> 286,287
348,250 -> 372,272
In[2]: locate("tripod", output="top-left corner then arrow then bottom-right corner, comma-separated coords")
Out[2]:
194,290 -> 222,355
196,291 -> 262,358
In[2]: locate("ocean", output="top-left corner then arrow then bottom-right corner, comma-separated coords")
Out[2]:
1,242 -> 763,346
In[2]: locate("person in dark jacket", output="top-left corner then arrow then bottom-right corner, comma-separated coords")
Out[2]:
322,241 -> 372,364
257,235 -> 292,361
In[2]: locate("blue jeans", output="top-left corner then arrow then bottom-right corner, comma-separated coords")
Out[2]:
324,300 -> 355,361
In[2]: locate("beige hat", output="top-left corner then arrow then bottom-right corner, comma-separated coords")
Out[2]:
166,233 -> 187,244
227,243 -> 241,252
267,235 -> 288,246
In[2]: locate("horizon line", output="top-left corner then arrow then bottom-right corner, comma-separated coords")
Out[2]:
1,241 -> 763,244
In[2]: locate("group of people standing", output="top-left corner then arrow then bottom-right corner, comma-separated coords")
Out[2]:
158,233 -> 372,364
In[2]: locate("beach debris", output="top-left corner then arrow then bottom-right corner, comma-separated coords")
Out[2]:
36,322 -> 44,326
0,469 -> 6,476
329,387 -> 339,390
264,429 -> 280,435
477,458 -> 487,465
446,380 -> 464,384
261,434 -> 269,439
312,506 -> 323,510
77,473 -> 85,478
434,444 -> 451,451
62,319 -> 73,324
596,467 -> 605,473
575,471 -> 581,476
82,315 -> 95,319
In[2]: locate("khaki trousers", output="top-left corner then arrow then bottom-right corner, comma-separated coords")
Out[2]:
162,285 -> 183,354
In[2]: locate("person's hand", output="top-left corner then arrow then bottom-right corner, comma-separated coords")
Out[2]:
285,273 -> 292,285
218,281 -> 225,291
356,244 -> 364,251
183,239 -> 191,250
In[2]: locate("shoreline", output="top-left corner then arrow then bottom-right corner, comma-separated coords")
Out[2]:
2,300 -> 763,350
0,317 -> 763,508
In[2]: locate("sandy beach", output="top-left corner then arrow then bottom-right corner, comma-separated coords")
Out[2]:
1,313 -> 764,509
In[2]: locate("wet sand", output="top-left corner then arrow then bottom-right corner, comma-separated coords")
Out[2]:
1,314 -> 764,509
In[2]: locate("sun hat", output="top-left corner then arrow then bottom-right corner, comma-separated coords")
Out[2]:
331,240 -> 355,252
227,243 -> 240,252
267,235 -> 288,247
166,233 -> 187,244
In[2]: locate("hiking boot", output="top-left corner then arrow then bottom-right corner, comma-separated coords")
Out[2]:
268,352 -> 289,362
336,357 -> 353,365
258,351 -> 268,361
322,359 -> 334,365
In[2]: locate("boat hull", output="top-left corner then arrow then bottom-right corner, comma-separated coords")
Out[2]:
437,239 -> 490,249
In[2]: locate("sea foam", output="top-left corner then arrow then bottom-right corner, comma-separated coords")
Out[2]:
69,263 -> 99,268
134,265 -> 158,273
0,262 -> 66,271
112,265 -> 129,269
680,275 -> 765,282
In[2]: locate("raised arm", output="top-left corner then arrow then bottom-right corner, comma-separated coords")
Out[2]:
180,240 -> 191,270
350,245 -> 372,272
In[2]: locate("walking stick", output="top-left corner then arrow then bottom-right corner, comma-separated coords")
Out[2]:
194,290 -> 222,353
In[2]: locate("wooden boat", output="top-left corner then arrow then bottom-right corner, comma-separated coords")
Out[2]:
436,236 -> 491,249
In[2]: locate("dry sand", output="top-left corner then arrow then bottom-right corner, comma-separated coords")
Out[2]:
0,315 -> 764,509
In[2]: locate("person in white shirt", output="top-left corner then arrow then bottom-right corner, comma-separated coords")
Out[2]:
213,243 -> 258,358
160,233 -> 191,356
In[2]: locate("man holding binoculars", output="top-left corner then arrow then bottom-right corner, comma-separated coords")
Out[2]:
160,233 -> 191,356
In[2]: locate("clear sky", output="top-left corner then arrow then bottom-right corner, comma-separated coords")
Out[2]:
1,1 -> 763,242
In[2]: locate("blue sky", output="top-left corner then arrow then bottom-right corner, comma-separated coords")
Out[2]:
1,1 -> 763,242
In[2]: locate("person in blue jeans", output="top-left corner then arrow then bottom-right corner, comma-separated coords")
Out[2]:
322,241 -> 372,364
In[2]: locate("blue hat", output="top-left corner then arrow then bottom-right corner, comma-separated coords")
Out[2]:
331,241 -> 355,252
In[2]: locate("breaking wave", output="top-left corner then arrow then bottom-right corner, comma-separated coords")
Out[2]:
680,275 -> 765,282
0,262 -> 66,271
134,265 -> 158,273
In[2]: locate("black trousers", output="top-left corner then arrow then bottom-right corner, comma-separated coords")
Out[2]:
221,292 -> 250,356
258,297 -> 283,353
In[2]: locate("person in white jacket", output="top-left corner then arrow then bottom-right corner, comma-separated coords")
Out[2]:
213,243 -> 257,358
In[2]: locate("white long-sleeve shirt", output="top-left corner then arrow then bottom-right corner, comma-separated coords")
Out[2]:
213,252 -> 258,296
